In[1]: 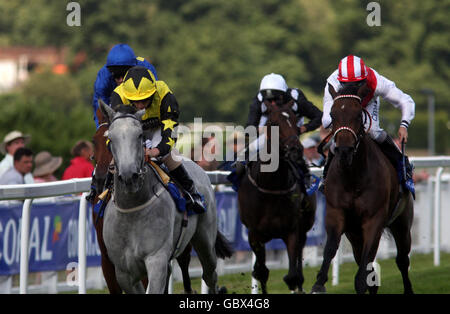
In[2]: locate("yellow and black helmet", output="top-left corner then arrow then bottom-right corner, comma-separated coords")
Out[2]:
120,66 -> 157,101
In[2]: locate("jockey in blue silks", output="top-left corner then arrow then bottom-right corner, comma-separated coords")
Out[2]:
87,44 -> 158,203
91,43 -> 158,127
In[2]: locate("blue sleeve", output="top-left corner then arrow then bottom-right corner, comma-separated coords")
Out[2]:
92,66 -> 115,127
137,59 -> 158,80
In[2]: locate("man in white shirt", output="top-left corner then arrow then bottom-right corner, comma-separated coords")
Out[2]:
0,147 -> 33,185
0,130 -> 34,183
320,55 -> 415,195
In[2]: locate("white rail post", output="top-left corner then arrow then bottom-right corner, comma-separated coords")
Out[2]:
78,192 -> 89,293
19,199 -> 33,294
433,167 -> 443,266
251,253 -> 259,294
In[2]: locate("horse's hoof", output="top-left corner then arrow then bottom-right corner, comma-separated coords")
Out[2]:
218,286 -> 228,294
310,284 -> 326,294
291,289 -> 306,294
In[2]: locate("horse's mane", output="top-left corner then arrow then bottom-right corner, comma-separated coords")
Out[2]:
339,83 -> 361,96
116,104 -> 137,115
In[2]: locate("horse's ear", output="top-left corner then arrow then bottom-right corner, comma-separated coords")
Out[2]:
135,109 -> 146,122
357,82 -> 371,100
328,83 -> 338,99
99,99 -> 115,123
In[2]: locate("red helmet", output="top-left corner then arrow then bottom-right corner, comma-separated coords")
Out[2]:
337,55 -> 368,82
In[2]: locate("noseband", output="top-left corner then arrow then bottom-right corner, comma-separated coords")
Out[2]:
332,95 -> 372,154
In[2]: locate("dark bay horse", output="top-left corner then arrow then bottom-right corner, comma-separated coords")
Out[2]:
91,106 -> 196,294
238,101 -> 316,293
311,84 -> 414,294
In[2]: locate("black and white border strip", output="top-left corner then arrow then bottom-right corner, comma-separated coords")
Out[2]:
400,120 -> 410,129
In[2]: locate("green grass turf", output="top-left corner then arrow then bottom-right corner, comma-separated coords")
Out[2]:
171,252 -> 450,294
83,252 -> 450,294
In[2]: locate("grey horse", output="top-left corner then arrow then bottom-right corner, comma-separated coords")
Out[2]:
100,101 -> 232,294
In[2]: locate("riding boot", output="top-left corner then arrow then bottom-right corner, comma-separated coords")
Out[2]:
318,152 -> 334,193
378,135 -> 414,182
170,164 -> 206,214
86,171 -> 97,202
86,183 -> 97,202
295,158 -> 311,188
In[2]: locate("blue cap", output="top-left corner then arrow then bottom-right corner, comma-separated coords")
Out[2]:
106,44 -> 138,67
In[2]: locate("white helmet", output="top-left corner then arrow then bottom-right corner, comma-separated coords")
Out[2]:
259,73 -> 288,92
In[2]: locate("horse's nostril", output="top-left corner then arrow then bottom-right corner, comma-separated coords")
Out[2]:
118,175 -> 123,182
132,173 -> 139,181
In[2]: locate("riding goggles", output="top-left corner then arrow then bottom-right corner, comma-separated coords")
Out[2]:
107,66 -> 131,80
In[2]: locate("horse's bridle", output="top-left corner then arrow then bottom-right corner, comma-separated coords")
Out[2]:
108,113 -> 147,178
332,95 -> 372,154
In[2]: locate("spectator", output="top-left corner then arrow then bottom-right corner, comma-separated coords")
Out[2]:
0,147 -> 33,185
301,137 -> 324,167
191,136 -> 220,171
0,130 -> 34,183
33,151 -> 63,183
62,140 -> 95,180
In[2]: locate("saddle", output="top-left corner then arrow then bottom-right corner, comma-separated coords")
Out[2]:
142,160 -> 205,216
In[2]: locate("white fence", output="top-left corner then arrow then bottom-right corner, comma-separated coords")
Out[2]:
0,156 -> 449,294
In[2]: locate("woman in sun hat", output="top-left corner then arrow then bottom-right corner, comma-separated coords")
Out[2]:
33,151 -> 63,183
0,130 -> 34,183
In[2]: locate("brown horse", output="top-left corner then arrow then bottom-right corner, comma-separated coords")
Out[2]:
311,84 -> 414,294
238,101 -> 316,293
91,107 -> 195,294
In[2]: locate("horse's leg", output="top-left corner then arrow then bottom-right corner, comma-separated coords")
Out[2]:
177,244 -> 194,294
190,233 -> 218,294
388,202 -> 414,294
144,253 -> 170,294
93,213 -> 123,294
311,206 -> 344,293
294,229 -> 308,293
282,230 -> 301,292
355,217 -> 384,294
248,231 -> 269,294
115,269 -> 145,294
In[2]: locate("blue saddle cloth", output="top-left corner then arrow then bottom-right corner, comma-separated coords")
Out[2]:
167,181 -> 206,216
93,201 -> 104,218
306,174 -> 321,196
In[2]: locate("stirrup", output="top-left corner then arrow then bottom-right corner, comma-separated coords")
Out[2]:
186,193 -> 206,214
86,188 -> 96,202
318,181 -> 325,193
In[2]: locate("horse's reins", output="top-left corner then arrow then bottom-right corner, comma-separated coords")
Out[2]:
247,171 -> 298,195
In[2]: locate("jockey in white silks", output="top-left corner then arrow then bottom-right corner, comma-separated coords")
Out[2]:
228,73 -> 322,191
244,73 -> 322,162
320,55 -> 416,195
